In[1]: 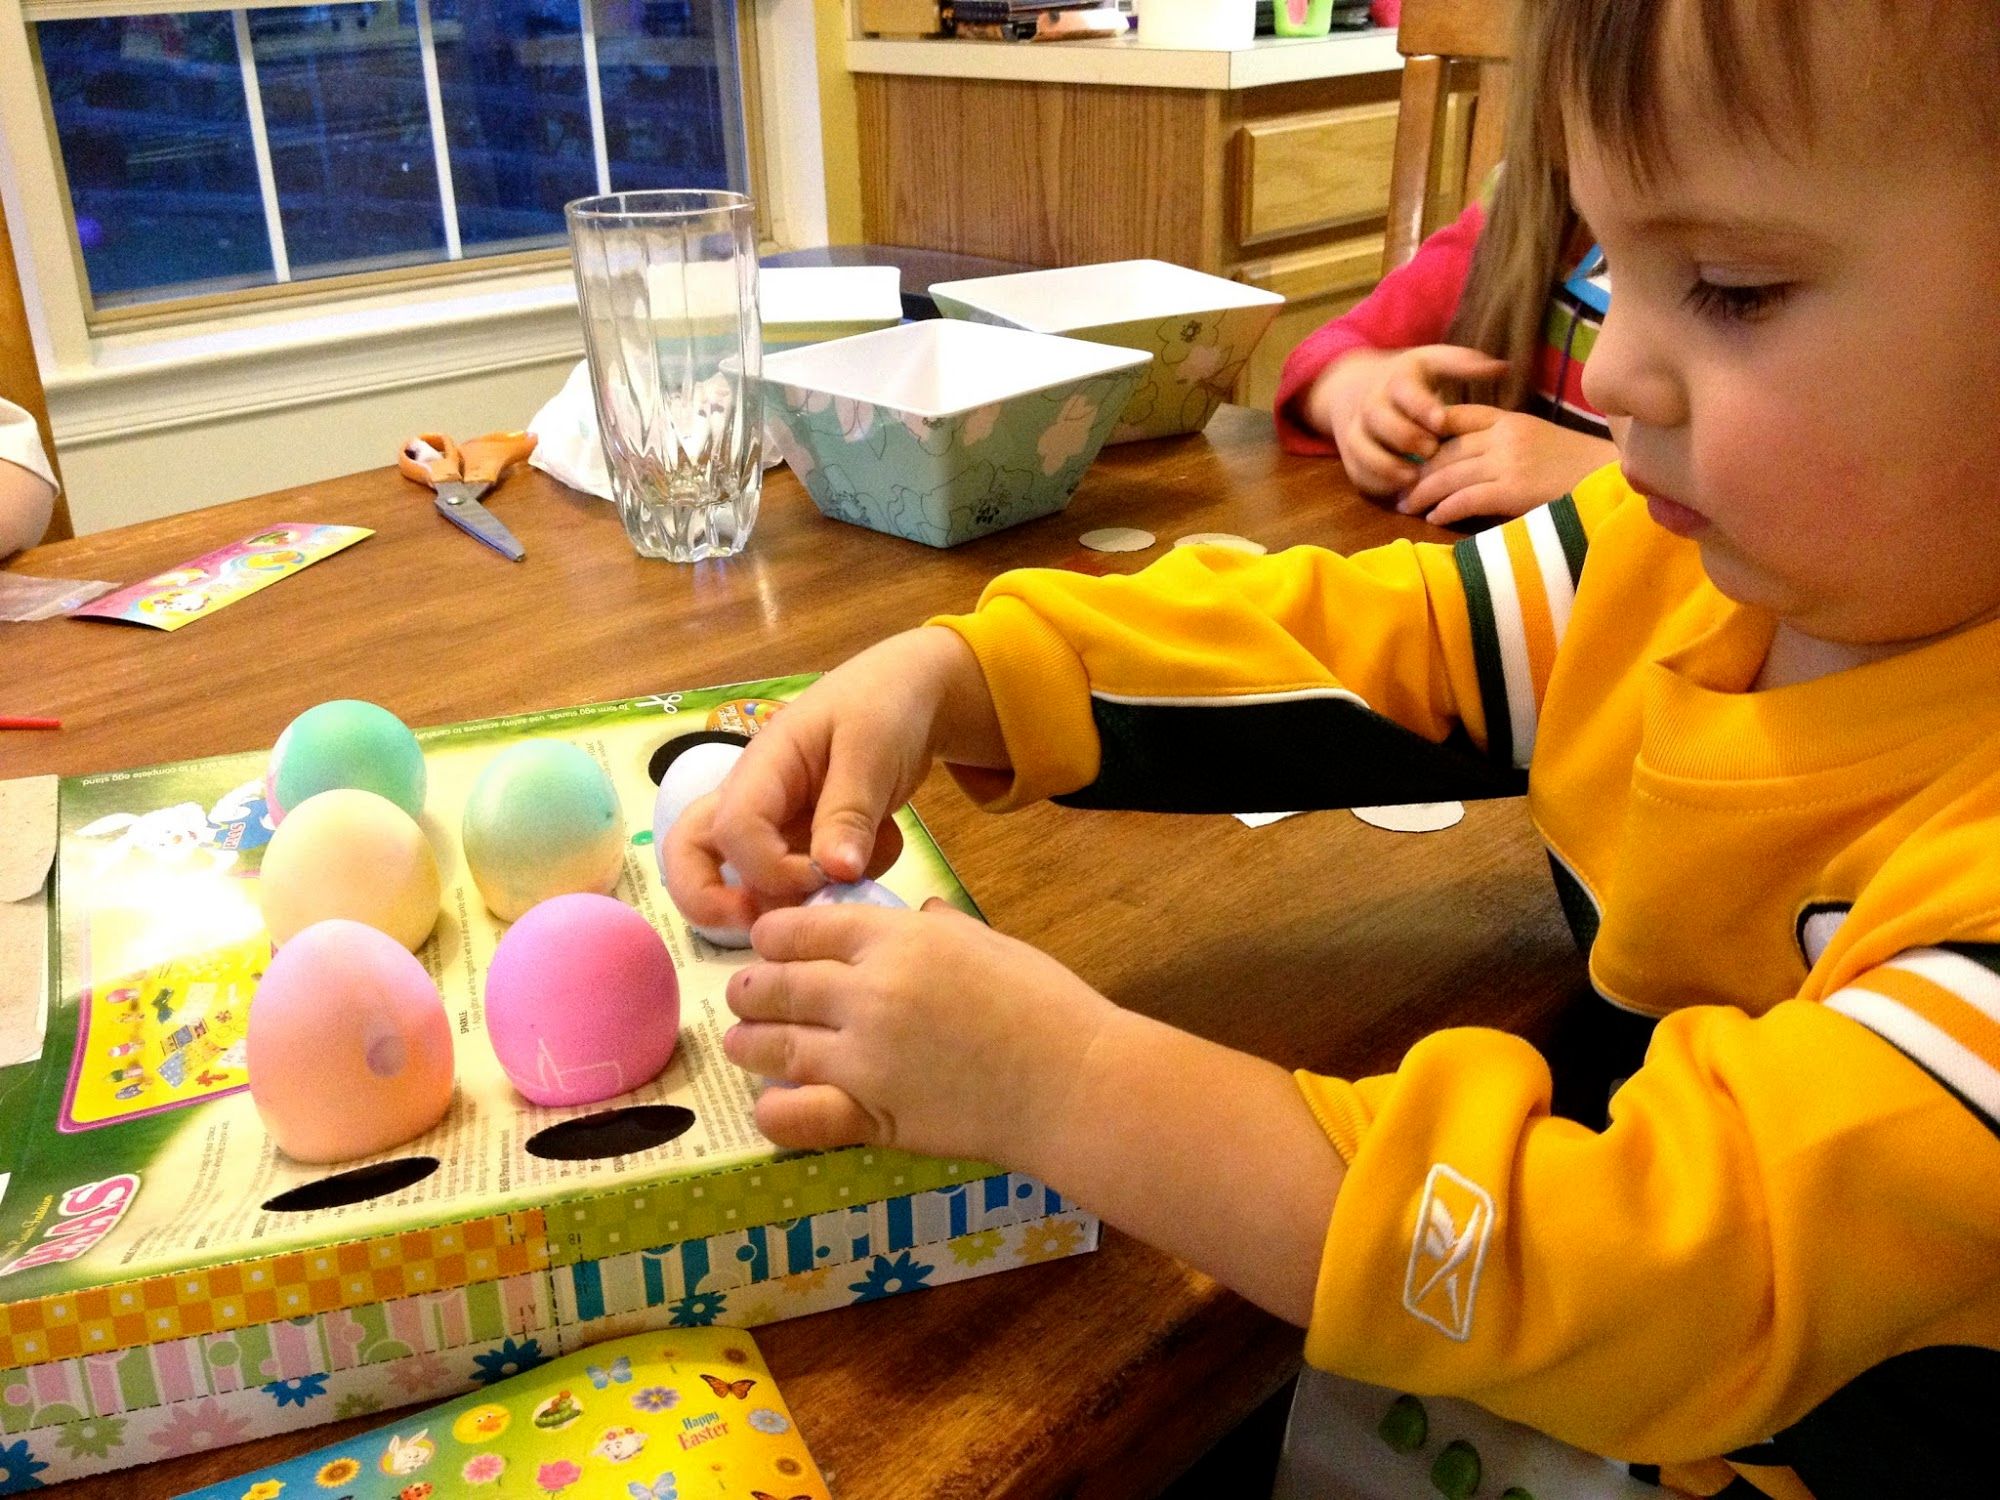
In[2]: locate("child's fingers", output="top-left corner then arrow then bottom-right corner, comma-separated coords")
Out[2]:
1346,417 -> 1422,488
712,736 -> 825,900
1433,403 -> 1508,437
726,959 -> 848,1028
723,1019 -> 839,1084
810,725 -> 909,883
753,1083 -> 878,1151
750,901 -> 894,964
1365,394 -> 1441,461
1425,482 -> 1517,526
1398,449 -> 1490,515
1413,346 -> 1511,385
662,795 -> 762,931
1384,374 -> 1450,440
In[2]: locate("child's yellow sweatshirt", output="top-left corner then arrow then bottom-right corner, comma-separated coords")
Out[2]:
935,466 -> 2000,1497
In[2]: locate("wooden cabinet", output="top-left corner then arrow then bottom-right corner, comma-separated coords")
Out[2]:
854,61 -> 1405,409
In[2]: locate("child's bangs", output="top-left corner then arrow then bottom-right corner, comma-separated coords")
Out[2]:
1542,0 -> 1813,180
1544,0 -> 2000,179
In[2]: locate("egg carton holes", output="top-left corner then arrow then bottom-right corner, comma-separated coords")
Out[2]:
261,1156 -> 440,1213
524,1104 -> 698,1163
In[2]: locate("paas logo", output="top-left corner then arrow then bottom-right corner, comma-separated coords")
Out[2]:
1402,1163 -> 1492,1341
0,1174 -> 141,1277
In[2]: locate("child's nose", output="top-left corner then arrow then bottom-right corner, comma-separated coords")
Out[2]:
1582,301 -> 1686,431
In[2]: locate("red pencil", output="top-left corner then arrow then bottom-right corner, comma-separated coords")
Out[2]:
0,716 -> 61,730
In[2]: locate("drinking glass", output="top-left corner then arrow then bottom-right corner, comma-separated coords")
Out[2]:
566,190 -> 762,561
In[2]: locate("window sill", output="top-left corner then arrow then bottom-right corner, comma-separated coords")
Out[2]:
44,266 -> 584,449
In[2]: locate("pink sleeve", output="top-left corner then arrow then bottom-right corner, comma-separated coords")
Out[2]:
1272,199 -> 1487,455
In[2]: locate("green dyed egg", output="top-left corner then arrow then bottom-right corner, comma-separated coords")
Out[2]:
268,700 -> 426,824
463,739 -> 625,922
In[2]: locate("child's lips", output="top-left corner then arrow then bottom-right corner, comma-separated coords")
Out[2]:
1630,476 -> 1708,538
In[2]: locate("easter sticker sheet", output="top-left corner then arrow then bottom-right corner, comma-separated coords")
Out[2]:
0,677 -> 988,1302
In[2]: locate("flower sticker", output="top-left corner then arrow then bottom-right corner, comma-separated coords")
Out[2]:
632,1386 -> 680,1413
849,1250 -> 935,1303
747,1407 -> 791,1435
537,1459 -> 584,1495
472,1336 -> 548,1387
315,1457 -> 361,1487
948,1229 -> 1004,1266
1036,394 -> 1100,475
1018,1218 -> 1088,1264
241,1481 -> 284,1500
462,1453 -> 507,1485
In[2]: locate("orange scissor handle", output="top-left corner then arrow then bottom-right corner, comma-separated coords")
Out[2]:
398,432 -> 463,487
456,430 -> 539,486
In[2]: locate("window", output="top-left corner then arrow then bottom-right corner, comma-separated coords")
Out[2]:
25,0 -> 758,319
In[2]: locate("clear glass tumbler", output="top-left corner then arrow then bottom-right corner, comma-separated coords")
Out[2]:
566,190 -> 762,562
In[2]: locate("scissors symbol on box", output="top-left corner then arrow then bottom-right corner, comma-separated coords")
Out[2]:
397,430 -> 538,561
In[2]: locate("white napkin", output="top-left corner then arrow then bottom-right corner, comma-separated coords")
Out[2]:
528,359 -> 614,500
527,359 -> 788,500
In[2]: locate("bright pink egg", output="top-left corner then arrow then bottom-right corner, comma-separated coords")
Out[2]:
484,893 -> 680,1107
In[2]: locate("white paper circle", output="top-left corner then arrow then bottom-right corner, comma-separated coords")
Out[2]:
1351,802 -> 1466,834
1175,532 -> 1268,555
1079,527 -> 1156,553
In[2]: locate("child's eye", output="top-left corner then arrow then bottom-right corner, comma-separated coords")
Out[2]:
1683,278 -> 1792,323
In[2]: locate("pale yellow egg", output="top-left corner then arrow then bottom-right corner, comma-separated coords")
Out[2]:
258,788 -> 442,951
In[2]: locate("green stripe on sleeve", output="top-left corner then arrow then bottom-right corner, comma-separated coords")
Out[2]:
1547,494 -> 1590,586
1452,536 -> 1514,765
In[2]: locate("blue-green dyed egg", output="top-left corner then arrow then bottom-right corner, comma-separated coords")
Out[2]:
268,700 -> 426,824
463,740 -> 625,922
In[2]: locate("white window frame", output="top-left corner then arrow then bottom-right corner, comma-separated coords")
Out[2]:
0,0 -> 827,449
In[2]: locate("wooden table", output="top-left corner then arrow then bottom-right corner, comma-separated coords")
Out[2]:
5,408 -> 1584,1498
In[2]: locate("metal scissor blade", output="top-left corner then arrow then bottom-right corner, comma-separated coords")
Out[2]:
433,483 -> 525,561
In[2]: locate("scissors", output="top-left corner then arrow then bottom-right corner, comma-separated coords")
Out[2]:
397,430 -> 538,561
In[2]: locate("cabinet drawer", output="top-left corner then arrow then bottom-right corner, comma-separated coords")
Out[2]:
1234,101 -> 1399,247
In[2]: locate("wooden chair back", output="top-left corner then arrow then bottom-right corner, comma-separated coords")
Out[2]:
0,193 -> 71,543
1385,0 -> 1519,273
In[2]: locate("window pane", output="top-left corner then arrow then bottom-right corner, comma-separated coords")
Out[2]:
432,0 -> 599,256
248,1 -> 446,278
37,13 -> 275,306
597,0 -> 745,194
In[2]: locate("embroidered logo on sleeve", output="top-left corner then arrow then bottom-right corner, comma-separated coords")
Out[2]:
1403,1164 -> 1494,1341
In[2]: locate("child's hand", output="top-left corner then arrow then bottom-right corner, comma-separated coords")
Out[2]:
722,899 -> 1117,1162
1309,345 -> 1510,497
1396,407 -> 1619,524
663,627 -> 1006,932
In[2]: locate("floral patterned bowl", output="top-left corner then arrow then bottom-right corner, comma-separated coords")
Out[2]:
760,319 -> 1150,548
929,259 -> 1284,443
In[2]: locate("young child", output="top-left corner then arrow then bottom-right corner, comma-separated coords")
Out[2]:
1275,0 -> 1617,525
668,0 -> 2000,1492
0,395 -> 58,557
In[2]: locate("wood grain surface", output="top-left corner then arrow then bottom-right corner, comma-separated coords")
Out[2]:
5,408 -> 1586,1498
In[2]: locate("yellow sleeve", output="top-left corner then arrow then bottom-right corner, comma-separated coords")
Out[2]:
932,469 -> 1631,810
1294,977 -> 2000,1462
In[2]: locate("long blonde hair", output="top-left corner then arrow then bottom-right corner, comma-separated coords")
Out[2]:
1441,0 -> 1576,411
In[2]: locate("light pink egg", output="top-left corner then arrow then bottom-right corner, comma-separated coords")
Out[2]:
248,919 -> 455,1164
484,893 -> 680,1107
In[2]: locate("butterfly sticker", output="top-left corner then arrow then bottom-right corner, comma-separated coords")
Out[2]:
699,1372 -> 757,1399
589,1356 -> 634,1389
627,1472 -> 677,1500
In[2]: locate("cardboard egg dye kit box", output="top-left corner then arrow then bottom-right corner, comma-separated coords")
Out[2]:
0,678 -> 1095,1487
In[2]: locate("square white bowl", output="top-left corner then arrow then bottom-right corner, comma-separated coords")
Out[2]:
762,319 -> 1151,547
760,264 -> 904,350
929,258 -> 1284,442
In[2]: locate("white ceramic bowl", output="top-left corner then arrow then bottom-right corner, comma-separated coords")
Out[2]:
929,258 -> 1284,442
762,319 -> 1150,547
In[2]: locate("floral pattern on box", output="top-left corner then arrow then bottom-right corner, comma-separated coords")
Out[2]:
0,1210 -> 1097,1490
763,368 -> 1143,547
932,297 -> 1281,444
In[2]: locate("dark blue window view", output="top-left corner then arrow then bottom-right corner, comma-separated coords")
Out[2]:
38,13 -> 276,301
35,0 -> 745,311
249,2 -> 447,278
